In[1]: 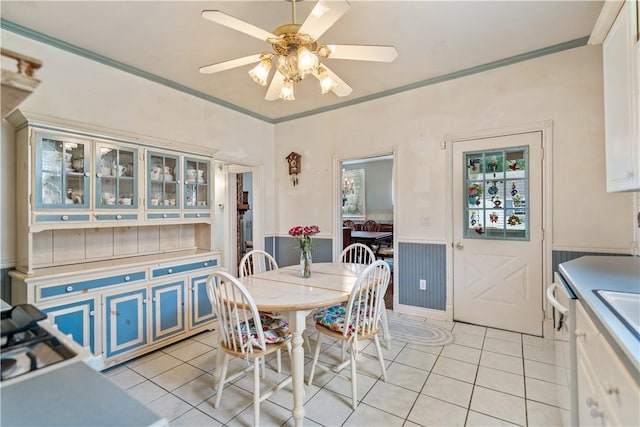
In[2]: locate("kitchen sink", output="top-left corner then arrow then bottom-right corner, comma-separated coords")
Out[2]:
594,290 -> 640,339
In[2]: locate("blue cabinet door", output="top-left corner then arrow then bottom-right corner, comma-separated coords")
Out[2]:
104,287 -> 147,358
41,297 -> 97,354
190,274 -> 216,328
151,280 -> 186,342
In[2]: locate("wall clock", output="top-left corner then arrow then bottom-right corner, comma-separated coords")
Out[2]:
286,152 -> 301,186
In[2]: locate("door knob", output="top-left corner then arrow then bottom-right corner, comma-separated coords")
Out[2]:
455,242 -> 464,250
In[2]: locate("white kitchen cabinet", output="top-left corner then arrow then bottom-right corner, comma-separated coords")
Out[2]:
575,300 -> 640,426
601,0 -> 640,192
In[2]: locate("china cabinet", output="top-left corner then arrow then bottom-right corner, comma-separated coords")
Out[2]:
7,110 -> 220,368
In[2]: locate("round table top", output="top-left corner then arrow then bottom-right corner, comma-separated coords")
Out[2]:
238,262 -> 367,312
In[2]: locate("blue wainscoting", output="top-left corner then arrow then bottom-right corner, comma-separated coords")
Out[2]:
398,242 -> 447,310
266,236 -> 333,268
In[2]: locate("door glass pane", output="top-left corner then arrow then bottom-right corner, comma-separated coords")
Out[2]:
464,147 -> 528,240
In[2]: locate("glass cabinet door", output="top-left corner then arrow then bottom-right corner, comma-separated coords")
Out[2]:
183,158 -> 210,209
147,151 -> 180,209
35,133 -> 91,209
96,143 -> 138,209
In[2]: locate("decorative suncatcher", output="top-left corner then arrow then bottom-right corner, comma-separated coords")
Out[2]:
464,147 -> 529,240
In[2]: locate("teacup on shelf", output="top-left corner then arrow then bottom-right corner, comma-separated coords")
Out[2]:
102,192 -> 116,205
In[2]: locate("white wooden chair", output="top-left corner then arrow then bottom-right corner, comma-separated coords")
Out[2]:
206,270 -> 292,427
238,249 -> 286,371
340,243 -> 391,350
307,260 -> 391,409
340,243 -> 375,265
239,249 -> 278,277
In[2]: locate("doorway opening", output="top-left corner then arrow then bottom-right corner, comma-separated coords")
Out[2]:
214,161 -> 261,277
339,154 -> 394,309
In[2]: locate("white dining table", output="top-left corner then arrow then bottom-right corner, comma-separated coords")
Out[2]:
235,262 -> 367,427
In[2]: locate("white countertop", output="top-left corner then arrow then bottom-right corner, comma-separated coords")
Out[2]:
0,361 -> 167,427
559,256 -> 640,378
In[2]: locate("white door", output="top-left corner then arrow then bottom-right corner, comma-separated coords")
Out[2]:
453,131 -> 543,335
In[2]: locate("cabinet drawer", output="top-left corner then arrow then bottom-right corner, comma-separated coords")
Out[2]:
96,214 -> 139,221
152,259 -> 217,278
35,214 -> 91,222
146,213 -> 180,220
38,271 -> 147,299
183,213 -> 211,219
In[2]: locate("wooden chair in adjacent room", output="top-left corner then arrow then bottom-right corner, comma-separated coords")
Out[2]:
206,270 -> 292,427
362,219 -> 380,231
307,260 -> 391,409
343,219 -> 356,230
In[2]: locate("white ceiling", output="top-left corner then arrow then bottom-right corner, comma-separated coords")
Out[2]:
1,1 -> 603,123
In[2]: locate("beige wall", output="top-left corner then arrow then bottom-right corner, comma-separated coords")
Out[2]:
1,31 -> 636,271
274,46 -> 636,253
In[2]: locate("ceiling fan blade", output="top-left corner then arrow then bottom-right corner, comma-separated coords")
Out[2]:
265,70 -> 285,100
202,10 -> 275,41
299,0 -> 350,40
313,64 -> 353,97
199,54 -> 263,74
326,45 -> 398,62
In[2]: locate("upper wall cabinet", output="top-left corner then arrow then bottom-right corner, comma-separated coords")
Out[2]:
594,0 -> 640,192
7,110 -> 216,232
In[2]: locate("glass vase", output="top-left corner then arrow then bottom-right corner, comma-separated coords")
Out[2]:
300,250 -> 312,278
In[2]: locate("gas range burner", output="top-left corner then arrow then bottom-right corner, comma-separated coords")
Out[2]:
1,304 -> 78,383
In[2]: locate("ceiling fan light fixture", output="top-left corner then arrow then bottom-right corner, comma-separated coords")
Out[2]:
279,79 -> 295,101
318,67 -> 336,94
248,58 -> 272,86
277,53 -> 302,82
297,46 -> 319,75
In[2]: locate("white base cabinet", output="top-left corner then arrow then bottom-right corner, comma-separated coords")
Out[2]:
10,250 -> 220,368
575,301 -> 639,426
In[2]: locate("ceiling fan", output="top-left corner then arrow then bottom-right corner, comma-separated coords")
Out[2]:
199,0 -> 398,101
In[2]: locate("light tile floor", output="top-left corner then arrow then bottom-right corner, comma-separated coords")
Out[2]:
104,313 -> 563,426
